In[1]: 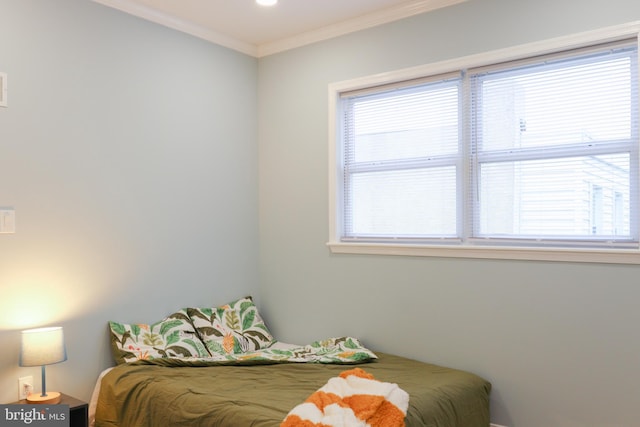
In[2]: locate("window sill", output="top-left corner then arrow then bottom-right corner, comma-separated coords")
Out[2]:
326,241 -> 640,264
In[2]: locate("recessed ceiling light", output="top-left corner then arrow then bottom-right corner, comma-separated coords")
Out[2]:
256,0 -> 277,6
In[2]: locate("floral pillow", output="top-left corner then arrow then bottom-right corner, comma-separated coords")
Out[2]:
109,309 -> 210,364
187,296 -> 275,355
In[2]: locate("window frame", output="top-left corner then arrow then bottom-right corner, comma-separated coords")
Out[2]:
327,21 -> 640,264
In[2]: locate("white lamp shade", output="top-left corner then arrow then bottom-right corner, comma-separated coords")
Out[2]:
19,327 -> 67,367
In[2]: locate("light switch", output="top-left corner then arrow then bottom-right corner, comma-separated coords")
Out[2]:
0,209 -> 16,233
0,72 -> 6,107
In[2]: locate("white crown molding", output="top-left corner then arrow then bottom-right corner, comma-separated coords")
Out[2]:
258,0 -> 467,57
92,0 -> 259,56
92,0 -> 466,58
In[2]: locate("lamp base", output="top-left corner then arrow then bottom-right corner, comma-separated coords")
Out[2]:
26,391 -> 61,404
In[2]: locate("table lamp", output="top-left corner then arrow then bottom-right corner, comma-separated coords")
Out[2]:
19,326 -> 67,404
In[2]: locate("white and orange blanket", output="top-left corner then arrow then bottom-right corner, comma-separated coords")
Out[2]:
280,368 -> 409,427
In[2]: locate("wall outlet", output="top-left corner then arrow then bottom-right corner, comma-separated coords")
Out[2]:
18,376 -> 33,400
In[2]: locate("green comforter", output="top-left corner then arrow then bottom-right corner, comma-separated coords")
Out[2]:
95,352 -> 490,427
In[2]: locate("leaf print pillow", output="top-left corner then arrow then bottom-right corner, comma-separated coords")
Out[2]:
109,309 -> 210,364
187,296 -> 275,355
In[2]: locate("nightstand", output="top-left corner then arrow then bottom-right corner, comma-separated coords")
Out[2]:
13,393 -> 88,427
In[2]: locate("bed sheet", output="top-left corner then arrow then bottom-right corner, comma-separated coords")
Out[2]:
94,350 -> 490,427
89,341 -> 301,426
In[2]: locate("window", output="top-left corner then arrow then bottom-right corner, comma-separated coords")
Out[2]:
328,24 -> 640,263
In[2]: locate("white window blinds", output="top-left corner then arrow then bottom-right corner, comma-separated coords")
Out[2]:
469,40 -> 638,246
342,75 -> 461,240
338,38 -> 638,248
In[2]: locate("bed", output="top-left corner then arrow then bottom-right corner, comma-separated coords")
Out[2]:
92,297 -> 491,426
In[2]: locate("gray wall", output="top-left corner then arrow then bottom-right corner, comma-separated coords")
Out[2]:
0,0 -> 259,403
258,1 -> 640,426
2,0 -> 640,426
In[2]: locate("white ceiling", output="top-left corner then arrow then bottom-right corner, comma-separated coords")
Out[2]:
92,0 -> 464,57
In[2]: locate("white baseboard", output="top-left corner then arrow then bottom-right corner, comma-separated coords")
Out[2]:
491,424 -> 509,427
